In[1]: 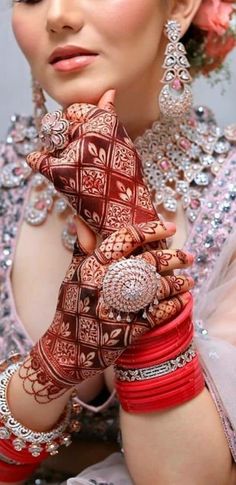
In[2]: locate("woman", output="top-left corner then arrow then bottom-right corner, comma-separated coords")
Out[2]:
0,0 -> 236,483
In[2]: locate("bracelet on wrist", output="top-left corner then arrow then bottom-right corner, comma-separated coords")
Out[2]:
0,354 -> 82,463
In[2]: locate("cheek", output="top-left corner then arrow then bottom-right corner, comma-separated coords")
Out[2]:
96,0 -> 162,40
12,12 -> 39,65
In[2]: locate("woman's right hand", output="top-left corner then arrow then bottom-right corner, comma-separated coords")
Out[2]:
18,220 -> 193,405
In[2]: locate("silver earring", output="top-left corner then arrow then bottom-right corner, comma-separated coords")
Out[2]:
32,76 -> 48,133
159,19 -> 193,119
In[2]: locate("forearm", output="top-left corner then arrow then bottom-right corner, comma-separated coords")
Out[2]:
0,356 -> 75,484
8,367 -> 72,432
120,389 -> 232,485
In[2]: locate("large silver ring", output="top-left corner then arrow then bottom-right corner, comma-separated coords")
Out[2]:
102,258 -> 160,315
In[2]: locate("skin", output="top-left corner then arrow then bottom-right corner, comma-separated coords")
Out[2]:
5,0 -> 235,484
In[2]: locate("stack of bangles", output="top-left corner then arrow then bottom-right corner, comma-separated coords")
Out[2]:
102,259 -> 205,413
115,296 -> 205,413
0,355 -> 81,483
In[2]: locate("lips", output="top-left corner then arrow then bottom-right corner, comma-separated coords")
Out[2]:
49,45 -> 97,64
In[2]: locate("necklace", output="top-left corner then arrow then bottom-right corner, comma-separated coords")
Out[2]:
135,106 -> 235,223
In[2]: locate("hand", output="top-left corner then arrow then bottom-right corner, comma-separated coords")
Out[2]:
26,90 -> 166,250
19,221 -> 192,404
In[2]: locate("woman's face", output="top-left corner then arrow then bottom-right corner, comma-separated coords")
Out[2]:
12,0 -> 168,108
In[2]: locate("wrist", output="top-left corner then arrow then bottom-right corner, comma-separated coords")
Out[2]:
115,298 -> 205,413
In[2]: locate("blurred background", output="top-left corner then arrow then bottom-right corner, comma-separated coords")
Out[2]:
1,5 -> 236,140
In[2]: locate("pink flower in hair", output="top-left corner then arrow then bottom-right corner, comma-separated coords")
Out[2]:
193,0 -> 234,35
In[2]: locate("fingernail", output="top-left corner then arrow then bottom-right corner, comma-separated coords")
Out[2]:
187,252 -> 195,263
181,292 -> 192,305
164,222 -> 176,232
188,276 -> 195,288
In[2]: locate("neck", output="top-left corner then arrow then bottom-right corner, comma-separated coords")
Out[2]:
114,78 -> 161,141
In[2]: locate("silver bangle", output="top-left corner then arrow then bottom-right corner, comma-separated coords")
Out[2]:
115,343 -> 197,382
0,357 -> 81,458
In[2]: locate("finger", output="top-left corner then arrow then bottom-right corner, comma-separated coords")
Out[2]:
27,150 -> 49,173
137,249 -> 194,273
64,103 -> 97,123
97,89 -> 116,113
94,220 -> 176,266
157,275 -> 194,301
147,292 -> 191,328
75,216 -> 97,254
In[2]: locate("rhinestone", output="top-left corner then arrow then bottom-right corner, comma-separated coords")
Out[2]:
70,420 -> 81,432
163,197 -> 177,212
200,155 -> 214,167
12,438 -> 26,451
194,172 -> 210,186
196,254 -> 208,264
61,433 -> 72,447
214,140 -> 230,154
0,427 -> 10,440
204,236 -> 214,248
28,444 -> 43,458
46,441 -> 59,455
220,201 -> 231,213
186,209 -> 198,223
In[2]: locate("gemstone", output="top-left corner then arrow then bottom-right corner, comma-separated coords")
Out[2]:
176,181 -> 189,194
0,427 -> 10,440
13,438 -> 26,451
200,155 -> 214,167
204,236 -> 214,248
13,167 -> 24,177
163,197 -> 177,212
178,138 -> 191,151
172,79 -> 182,91
28,444 -> 43,457
159,158 -> 171,171
214,140 -> 230,154
46,442 -> 59,455
194,172 -> 210,186
196,254 -> 208,264
190,198 -> 201,210
34,200 -> 47,211
61,433 -> 72,447
70,420 -> 81,432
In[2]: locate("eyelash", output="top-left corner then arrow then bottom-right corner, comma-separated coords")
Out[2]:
13,0 -> 42,4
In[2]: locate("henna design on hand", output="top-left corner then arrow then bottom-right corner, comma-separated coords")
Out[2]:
27,101 -> 166,250
23,95 -> 196,404
18,223 -> 170,404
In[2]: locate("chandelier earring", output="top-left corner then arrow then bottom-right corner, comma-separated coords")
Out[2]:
159,19 -> 193,119
32,77 -> 48,134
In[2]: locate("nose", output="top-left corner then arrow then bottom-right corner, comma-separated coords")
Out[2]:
46,0 -> 84,35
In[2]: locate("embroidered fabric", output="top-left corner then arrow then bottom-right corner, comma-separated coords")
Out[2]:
0,111 -> 236,484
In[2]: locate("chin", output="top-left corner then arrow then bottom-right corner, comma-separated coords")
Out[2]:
44,77 -> 113,108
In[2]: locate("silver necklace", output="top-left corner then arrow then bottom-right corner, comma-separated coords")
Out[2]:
135,106 -> 235,223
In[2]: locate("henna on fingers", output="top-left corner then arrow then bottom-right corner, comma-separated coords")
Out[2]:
18,222 -> 178,404
26,92 -> 169,256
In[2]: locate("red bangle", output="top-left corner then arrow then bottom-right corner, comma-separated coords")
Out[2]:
118,299 -> 194,368
0,459 -> 37,482
116,297 -> 205,413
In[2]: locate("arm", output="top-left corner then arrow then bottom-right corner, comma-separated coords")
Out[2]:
119,252 -> 236,484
